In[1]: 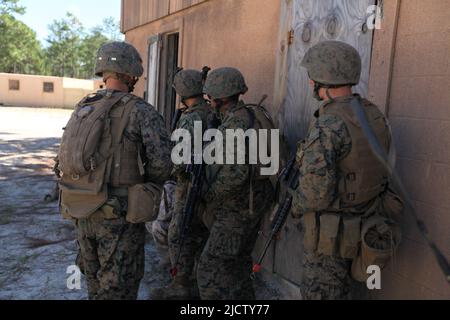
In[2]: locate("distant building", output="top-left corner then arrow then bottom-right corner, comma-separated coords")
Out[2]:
0,73 -> 104,109
121,0 -> 450,299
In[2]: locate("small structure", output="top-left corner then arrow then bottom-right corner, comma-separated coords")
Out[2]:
121,0 -> 450,299
0,73 -> 104,109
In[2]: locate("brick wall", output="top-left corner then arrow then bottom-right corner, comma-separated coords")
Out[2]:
375,0 -> 450,299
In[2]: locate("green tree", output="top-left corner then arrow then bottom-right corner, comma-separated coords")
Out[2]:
0,0 -> 25,15
0,1 -> 44,74
99,17 -> 123,41
45,12 -> 84,78
79,27 -> 109,79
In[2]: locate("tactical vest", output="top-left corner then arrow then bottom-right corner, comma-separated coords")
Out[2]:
320,96 -> 391,208
58,91 -> 145,219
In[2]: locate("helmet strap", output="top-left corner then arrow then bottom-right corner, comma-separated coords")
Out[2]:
325,88 -> 334,102
313,82 -> 324,101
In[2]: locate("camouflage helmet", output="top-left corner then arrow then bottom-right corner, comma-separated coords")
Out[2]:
172,69 -> 204,98
95,41 -> 144,78
203,67 -> 248,99
301,41 -> 361,86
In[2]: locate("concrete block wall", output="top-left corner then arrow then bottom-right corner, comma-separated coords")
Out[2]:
374,0 -> 450,299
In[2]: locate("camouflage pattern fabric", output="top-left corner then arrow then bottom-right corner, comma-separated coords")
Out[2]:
199,101 -> 274,300
126,98 -> 173,185
300,40 -> 362,86
203,67 -> 248,99
290,96 -> 390,300
168,100 -> 210,280
77,209 -> 146,300
95,41 -> 144,78
172,70 -> 205,99
74,90 -> 172,300
290,104 -> 352,215
301,252 -> 359,300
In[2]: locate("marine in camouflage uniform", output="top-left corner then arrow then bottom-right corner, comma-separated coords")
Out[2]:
199,68 -> 274,300
58,42 -> 172,300
151,69 -> 210,299
290,41 -> 394,300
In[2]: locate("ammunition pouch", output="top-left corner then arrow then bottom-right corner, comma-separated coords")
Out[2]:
126,182 -> 162,224
317,213 -> 341,256
303,212 -> 319,252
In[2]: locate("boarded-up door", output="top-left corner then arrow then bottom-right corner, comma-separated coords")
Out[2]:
273,0 -> 376,286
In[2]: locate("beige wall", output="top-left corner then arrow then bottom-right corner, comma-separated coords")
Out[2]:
370,0 -> 450,299
121,0 -> 209,32
125,0 -> 281,108
0,73 -> 100,109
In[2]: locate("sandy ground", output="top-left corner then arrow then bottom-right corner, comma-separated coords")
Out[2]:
0,106 -> 282,300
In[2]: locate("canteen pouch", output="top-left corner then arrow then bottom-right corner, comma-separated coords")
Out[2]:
339,216 -> 361,259
303,212 -> 319,251
126,183 -> 162,224
317,213 -> 341,256
351,215 -> 402,282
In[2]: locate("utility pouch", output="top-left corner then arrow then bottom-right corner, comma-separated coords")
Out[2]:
126,183 -> 162,224
317,213 -> 341,256
303,212 -> 319,251
339,216 -> 361,259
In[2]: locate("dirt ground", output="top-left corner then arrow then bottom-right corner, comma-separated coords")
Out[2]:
0,106 -> 282,300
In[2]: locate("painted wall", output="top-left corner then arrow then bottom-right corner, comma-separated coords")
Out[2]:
369,0 -> 450,299
125,0 -> 281,109
0,73 -> 102,109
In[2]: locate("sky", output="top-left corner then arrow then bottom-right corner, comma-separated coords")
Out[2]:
19,0 -> 122,43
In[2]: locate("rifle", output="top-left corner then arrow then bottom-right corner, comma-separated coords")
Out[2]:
251,156 -> 300,280
171,109 -> 183,132
170,89 -> 218,277
170,158 -> 205,277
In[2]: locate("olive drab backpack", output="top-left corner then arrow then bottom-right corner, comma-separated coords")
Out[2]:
236,98 -> 288,215
58,91 -> 140,219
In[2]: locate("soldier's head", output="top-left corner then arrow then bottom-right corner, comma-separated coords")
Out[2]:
95,41 -> 144,93
203,67 -> 248,111
301,41 -> 361,101
172,68 -> 208,107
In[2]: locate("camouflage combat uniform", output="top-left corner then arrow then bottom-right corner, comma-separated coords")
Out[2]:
291,41 -> 394,300
199,100 -> 274,300
76,91 -> 172,300
150,69 -> 212,300
168,100 -> 210,280
58,42 -> 172,300
291,96 -> 359,300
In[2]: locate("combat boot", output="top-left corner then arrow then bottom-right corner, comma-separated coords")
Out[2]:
150,276 -> 199,300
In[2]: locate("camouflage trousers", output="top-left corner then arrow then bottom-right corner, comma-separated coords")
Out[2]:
76,211 -> 146,300
301,251 -> 366,300
168,178 -> 209,281
198,204 -> 264,300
